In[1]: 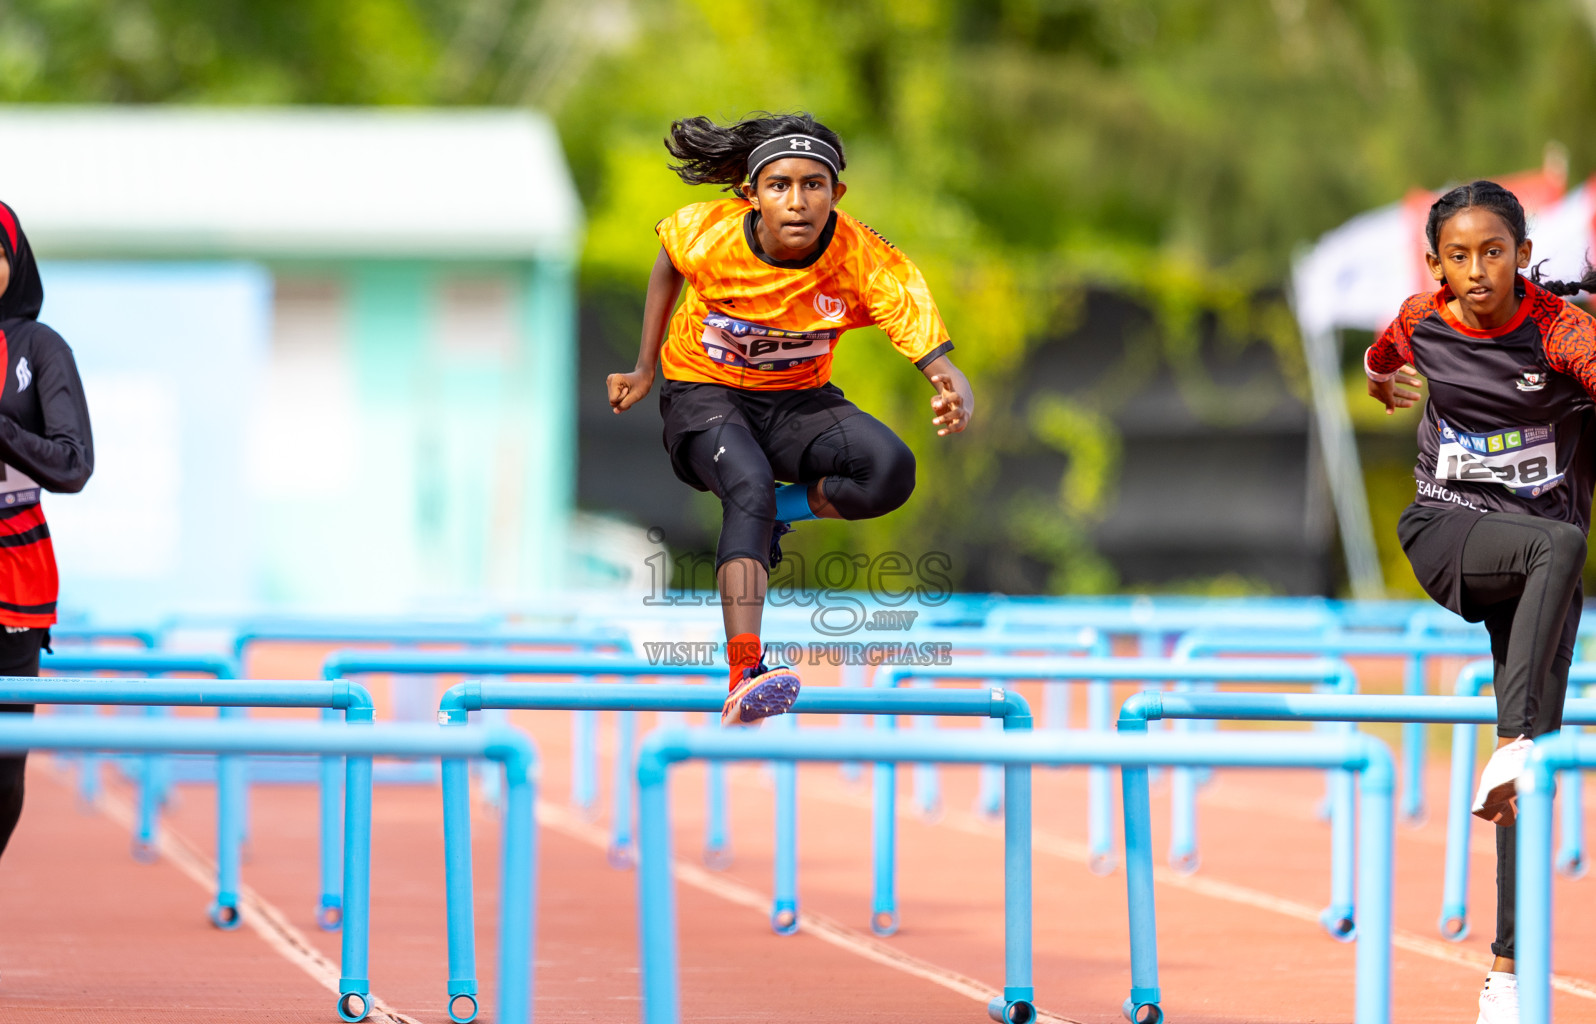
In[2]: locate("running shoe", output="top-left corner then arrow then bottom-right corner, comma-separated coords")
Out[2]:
1472,736 -> 1533,826
769,521 -> 793,568
721,658 -> 802,727
1476,971 -> 1519,1024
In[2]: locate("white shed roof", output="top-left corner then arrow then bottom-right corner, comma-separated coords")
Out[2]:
0,106 -> 582,260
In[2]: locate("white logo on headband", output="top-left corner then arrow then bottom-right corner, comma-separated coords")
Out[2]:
791,139 -> 813,150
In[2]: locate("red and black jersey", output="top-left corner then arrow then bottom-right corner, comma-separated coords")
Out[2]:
0,201 -> 93,628
1366,277 -> 1596,531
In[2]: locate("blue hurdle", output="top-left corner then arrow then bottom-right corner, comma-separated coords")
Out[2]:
0,715 -> 538,1024
877,656 -> 1355,875
237,619 -> 627,807
874,629 -> 1104,821
11,672 -> 373,930
635,727 -> 1395,1024
1516,731 -> 1596,1024
1172,629 -> 1492,826
49,623 -> 161,647
1119,690 -> 1596,944
1440,661 -> 1596,941
40,649 -> 240,857
436,681 -> 1030,1023
323,650 -> 727,866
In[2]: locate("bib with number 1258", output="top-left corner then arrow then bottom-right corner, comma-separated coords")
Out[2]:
1435,419 -> 1562,499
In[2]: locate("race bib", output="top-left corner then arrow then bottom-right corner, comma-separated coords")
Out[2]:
700,313 -> 837,372
0,462 -> 39,508
1435,419 -> 1562,499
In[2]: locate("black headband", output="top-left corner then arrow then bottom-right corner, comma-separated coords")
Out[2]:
746,135 -> 841,184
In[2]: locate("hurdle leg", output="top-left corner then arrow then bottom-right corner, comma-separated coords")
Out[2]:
1556,718 -> 1586,878
210,706 -> 245,930
572,675 -> 598,813
913,679 -> 942,820
1516,767 -> 1556,1024
317,707 -> 344,931
871,713 -> 899,936
133,706 -> 164,862
840,662 -> 865,782
1121,754 -> 1162,1024
497,754 -> 537,1024
337,748 -> 374,1021
76,706 -> 102,806
609,709 -> 637,868
472,708 -> 506,811
1355,759 -> 1395,1024
991,716 -> 1035,1024
1167,687 -> 1199,873
1088,676 -> 1116,874
1439,721 -> 1476,939
441,752 -> 480,1023
638,760 -> 680,1024
1400,653 -> 1427,824
771,713 -> 799,934
977,714 -> 1004,818
1321,727 -> 1357,940
704,747 -> 731,869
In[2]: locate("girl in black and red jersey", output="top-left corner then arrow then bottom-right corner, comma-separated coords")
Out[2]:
606,113 -> 973,727
1365,180 -> 1596,1024
0,200 -> 94,861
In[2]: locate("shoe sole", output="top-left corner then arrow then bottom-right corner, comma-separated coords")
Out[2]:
722,670 -> 801,727
1473,778 -> 1519,827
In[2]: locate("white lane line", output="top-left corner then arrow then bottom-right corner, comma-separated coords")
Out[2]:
532,799 -> 1083,1024
802,778 -> 1596,1002
89,780 -> 422,1024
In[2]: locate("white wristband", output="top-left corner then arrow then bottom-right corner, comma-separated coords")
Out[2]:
1364,348 -> 1399,383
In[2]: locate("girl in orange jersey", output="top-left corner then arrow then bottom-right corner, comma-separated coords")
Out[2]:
607,113 -> 973,726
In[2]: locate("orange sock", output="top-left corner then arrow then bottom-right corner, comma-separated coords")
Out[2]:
726,632 -> 761,691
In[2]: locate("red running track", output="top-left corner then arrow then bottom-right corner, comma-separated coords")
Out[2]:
0,644 -> 1591,1022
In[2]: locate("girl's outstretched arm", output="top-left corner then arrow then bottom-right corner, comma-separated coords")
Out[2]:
920,354 -> 973,436
607,247 -> 685,414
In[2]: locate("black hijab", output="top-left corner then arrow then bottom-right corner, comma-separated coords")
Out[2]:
0,200 -> 43,322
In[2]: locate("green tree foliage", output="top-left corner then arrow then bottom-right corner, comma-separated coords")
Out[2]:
6,0 -> 1595,590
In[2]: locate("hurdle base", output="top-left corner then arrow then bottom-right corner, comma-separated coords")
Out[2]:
317,896 -> 343,932
1438,910 -> 1469,942
1318,904 -> 1356,942
1556,849 -> 1587,879
770,900 -> 799,936
446,984 -> 480,1024
208,897 -> 242,930
989,993 -> 1037,1024
1121,992 -> 1163,1024
336,984 -> 370,1023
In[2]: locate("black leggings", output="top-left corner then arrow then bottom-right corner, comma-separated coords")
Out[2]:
681,412 -> 916,569
0,627 -> 47,860
1456,512 -> 1585,961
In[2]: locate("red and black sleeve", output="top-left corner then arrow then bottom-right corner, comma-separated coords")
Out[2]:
1364,292 -> 1428,379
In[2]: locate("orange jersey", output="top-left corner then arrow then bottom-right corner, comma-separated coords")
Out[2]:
655,200 -> 952,390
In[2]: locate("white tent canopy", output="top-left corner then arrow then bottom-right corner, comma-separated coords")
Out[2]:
0,105 -> 583,260
1290,175 -> 1595,598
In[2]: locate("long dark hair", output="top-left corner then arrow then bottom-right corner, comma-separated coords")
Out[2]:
665,112 -> 845,193
1426,179 -> 1596,297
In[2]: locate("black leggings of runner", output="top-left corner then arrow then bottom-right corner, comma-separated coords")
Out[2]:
0,627 -> 46,860
1456,512 -> 1585,962
682,413 -> 916,569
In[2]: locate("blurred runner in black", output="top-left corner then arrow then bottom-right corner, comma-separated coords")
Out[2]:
0,200 -> 94,860
1364,180 -> 1596,1024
